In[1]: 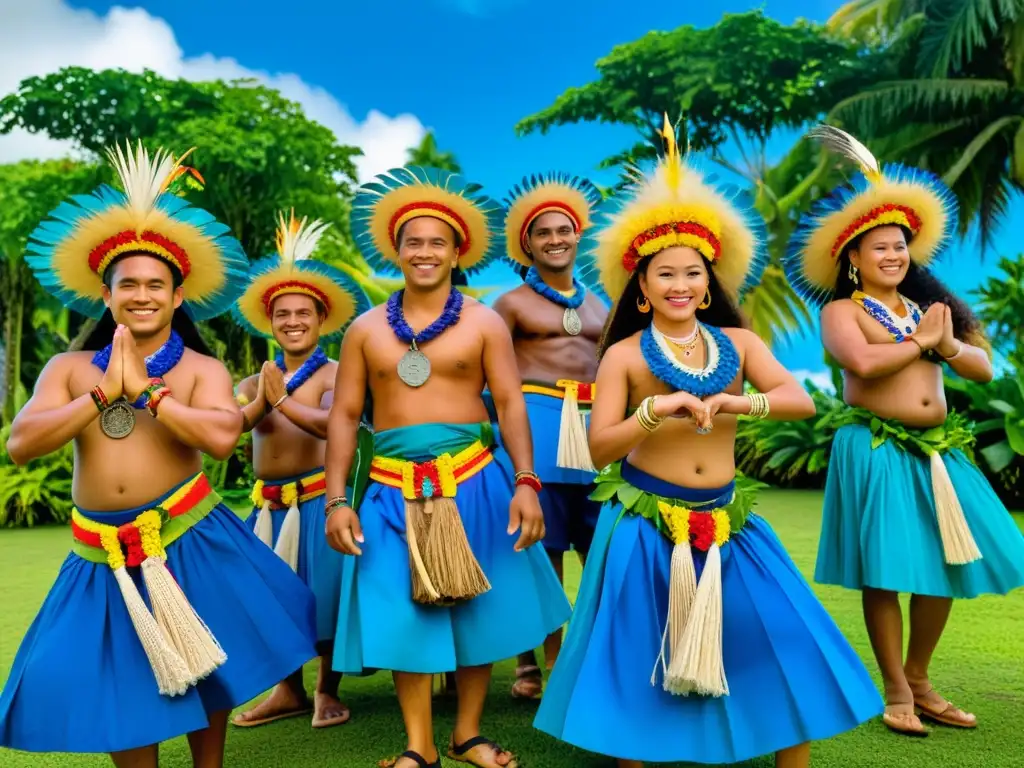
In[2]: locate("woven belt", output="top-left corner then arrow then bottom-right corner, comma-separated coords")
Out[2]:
369,441 -> 493,500
522,378 -> 595,405
251,469 -> 326,509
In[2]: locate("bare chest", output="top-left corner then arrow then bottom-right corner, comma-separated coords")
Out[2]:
365,324 -> 484,387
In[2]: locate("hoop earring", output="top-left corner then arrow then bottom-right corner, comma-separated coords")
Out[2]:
848,263 -> 859,285
699,291 -> 711,310
637,295 -> 651,314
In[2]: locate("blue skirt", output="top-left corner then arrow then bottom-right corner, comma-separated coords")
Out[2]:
247,472 -> 347,643
817,424 -> 1024,598
0,480 -> 318,754
535,464 -> 883,764
333,425 -> 571,675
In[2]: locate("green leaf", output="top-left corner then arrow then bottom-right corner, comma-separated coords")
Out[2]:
871,433 -> 886,450
981,439 -> 1016,473
589,482 -> 620,502
1005,416 -> 1024,455
989,399 -> 1017,415
616,483 -> 644,510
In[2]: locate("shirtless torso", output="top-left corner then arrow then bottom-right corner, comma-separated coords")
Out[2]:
239,361 -> 337,480
494,285 -> 606,384
33,347 -> 235,510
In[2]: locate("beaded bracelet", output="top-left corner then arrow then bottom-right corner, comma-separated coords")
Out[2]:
325,495 -> 349,516
90,386 -> 109,413
746,392 -> 770,419
147,386 -> 172,417
514,470 -> 542,492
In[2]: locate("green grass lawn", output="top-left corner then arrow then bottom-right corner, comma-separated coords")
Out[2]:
1,491 -> 1022,767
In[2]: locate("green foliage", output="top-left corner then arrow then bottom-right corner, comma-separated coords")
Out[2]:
203,431 -> 256,506
971,253 -> 1024,367
736,382 -> 847,487
406,132 -> 461,172
0,425 -> 74,527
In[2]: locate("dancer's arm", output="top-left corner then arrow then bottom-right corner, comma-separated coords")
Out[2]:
936,306 -> 993,383
821,301 -> 943,379
264,362 -> 332,439
151,359 -> 243,461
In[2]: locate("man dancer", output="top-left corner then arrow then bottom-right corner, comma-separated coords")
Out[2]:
492,173 -> 607,698
325,165 -> 571,768
0,143 -> 317,766
229,212 -> 370,730
783,125 -> 1024,736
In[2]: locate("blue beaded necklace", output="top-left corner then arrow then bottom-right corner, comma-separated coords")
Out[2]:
524,266 -> 586,336
275,346 -> 329,394
386,286 -> 464,387
851,290 -> 921,342
640,321 -> 740,398
92,329 -> 185,408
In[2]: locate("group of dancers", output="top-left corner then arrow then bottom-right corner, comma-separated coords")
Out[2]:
1,118 -> 1023,768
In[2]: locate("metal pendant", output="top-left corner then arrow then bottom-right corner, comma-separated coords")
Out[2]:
562,307 -> 582,336
100,399 -> 136,439
397,347 -> 431,388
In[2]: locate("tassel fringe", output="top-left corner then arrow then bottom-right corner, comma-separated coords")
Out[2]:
274,501 -> 301,572
929,452 -> 982,565
113,566 -> 193,697
406,498 -> 491,605
142,557 -> 227,682
556,390 -> 596,472
253,501 -> 274,549
652,542 -> 697,686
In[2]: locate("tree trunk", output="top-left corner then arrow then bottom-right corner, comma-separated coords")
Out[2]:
68,318 -> 98,352
2,297 -> 24,423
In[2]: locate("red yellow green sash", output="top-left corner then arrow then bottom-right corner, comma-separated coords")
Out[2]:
70,474 -> 226,698
369,442 -> 492,500
250,468 -> 327,573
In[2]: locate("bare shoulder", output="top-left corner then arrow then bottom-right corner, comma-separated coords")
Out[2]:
40,351 -> 93,381
821,298 -> 857,321
348,305 -> 385,337
464,298 -> 506,332
602,332 -> 642,367
492,284 -> 530,311
585,292 -> 610,315
237,373 -> 259,396
722,327 -> 764,352
182,348 -> 231,379
319,360 -> 339,388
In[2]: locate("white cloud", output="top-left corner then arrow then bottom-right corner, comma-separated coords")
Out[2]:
0,0 -> 425,180
791,368 -> 836,393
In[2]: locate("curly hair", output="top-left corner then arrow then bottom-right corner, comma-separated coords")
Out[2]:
835,228 -> 988,350
598,253 -> 747,359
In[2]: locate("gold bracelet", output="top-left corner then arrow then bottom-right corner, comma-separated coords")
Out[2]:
634,396 -> 665,432
746,392 -> 770,419
273,394 -> 289,409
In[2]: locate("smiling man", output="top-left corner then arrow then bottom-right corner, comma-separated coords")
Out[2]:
0,144 -> 317,767
492,173 -> 607,698
325,166 -> 571,768
229,212 -> 371,731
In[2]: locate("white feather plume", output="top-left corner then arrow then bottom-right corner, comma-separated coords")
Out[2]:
105,141 -> 194,217
276,210 -> 331,264
808,124 -> 881,180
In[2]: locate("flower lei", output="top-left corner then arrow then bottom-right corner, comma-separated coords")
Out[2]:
640,321 -> 740,397
851,290 -> 921,343
524,266 -> 585,309
386,286 -> 464,346
275,346 -> 329,394
91,330 -> 185,408
659,500 -> 730,550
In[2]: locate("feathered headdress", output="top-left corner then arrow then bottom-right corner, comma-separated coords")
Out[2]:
232,210 -> 371,340
783,124 -> 958,305
351,166 -> 503,276
595,115 -> 768,302
502,172 -> 602,265
24,141 -> 248,321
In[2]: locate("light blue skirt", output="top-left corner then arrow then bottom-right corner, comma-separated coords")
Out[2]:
817,424 -> 1024,597
333,422 -> 571,675
535,463 -> 883,764
0,478 -> 318,754
247,470 -> 347,643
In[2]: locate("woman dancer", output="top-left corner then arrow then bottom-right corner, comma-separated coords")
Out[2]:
783,125 -> 1024,736
534,118 -> 884,766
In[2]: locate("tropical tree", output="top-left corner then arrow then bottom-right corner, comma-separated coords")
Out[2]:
0,159 -> 105,423
406,131 -> 462,172
0,67 -> 365,376
515,10 -> 888,342
826,0 -> 1024,248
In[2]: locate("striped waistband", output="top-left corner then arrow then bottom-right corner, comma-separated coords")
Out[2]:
252,468 -> 326,508
72,474 -> 219,566
369,441 -> 493,500
522,378 -> 595,404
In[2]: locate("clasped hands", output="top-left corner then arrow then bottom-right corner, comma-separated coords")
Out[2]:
251,361 -> 288,412
908,302 -> 960,358
97,325 -> 157,403
650,389 -> 749,432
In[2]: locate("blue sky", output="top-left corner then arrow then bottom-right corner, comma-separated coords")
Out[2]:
28,1 -> 1024,381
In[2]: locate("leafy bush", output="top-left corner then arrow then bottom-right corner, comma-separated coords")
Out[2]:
202,430 -> 256,506
736,381 -> 845,488
0,424 -> 74,527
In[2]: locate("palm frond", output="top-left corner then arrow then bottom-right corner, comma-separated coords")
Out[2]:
919,0 -> 1023,77
943,115 -> 1024,185
740,264 -> 813,345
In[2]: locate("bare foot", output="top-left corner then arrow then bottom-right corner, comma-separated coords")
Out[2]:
312,691 -> 351,728
510,665 -> 542,699
378,749 -> 439,768
232,683 -> 310,727
449,735 -> 517,768
910,684 -> 977,728
881,699 -> 927,737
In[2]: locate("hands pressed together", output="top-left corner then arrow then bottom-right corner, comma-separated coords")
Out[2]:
649,389 -> 749,433
98,325 -> 155,403
910,302 -> 960,358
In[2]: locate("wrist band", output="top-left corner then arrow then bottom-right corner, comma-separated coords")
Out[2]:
325,496 -> 349,516
147,386 -> 172,417
943,340 -> 964,361
514,470 -> 542,492
273,394 -> 289,409
746,392 -> 770,419
90,386 -> 109,413
634,395 -> 664,432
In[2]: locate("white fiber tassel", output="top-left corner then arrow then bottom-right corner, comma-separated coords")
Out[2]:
929,452 -> 982,565
273,501 -> 302,572
666,542 -> 728,697
253,500 -> 274,549
555,386 -> 596,472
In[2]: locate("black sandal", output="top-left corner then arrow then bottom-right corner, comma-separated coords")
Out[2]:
448,735 -> 519,768
378,750 -> 441,768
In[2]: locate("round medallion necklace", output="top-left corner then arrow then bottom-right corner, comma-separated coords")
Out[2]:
524,267 -> 586,336
386,287 -> 464,388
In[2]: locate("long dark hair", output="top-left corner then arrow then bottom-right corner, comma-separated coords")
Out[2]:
835,229 -> 987,348
81,308 -> 214,357
598,254 -> 747,358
